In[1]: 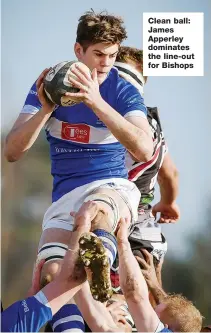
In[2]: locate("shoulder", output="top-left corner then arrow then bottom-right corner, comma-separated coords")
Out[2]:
106,68 -> 141,95
101,69 -> 147,114
21,81 -> 41,114
25,81 -> 38,97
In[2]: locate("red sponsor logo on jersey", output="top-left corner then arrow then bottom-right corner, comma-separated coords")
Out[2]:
61,123 -> 90,143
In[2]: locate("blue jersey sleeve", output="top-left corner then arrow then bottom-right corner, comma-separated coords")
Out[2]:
50,304 -> 85,332
1,294 -> 52,332
21,82 -> 42,115
117,82 -> 147,118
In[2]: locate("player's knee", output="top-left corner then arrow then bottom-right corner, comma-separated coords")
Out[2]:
37,242 -> 68,288
40,260 -> 62,288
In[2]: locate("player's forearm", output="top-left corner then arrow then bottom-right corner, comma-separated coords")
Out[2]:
145,259 -> 167,305
158,168 -> 179,204
75,283 -> 117,332
4,108 -> 53,162
156,268 -> 163,287
92,98 -> 153,162
118,241 -> 160,332
42,280 -> 82,316
118,240 -> 149,301
155,259 -> 163,287
148,283 -> 167,305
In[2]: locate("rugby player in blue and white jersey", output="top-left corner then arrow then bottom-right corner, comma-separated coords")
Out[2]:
1,202 -> 135,333
1,202 -> 89,332
4,11 -> 153,302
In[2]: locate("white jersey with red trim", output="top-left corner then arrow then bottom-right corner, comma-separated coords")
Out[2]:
21,68 -> 147,202
127,107 -> 167,206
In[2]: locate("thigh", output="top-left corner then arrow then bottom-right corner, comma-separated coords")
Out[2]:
92,187 -> 132,222
93,180 -> 141,223
38,227 -> 72,249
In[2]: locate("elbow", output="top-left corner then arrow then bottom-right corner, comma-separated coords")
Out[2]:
4,136 -> 23,162
4,145 -> 18,163
138,136 -> 153,162
121,279 -> 148,302
134,143 -> 153,162
4,151 -> 18,163
133,151 -> 152,163
123,288 -> 147,304
143,150 -> 153,162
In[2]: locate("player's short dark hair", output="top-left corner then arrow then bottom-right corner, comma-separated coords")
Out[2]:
76,10 -> 127,51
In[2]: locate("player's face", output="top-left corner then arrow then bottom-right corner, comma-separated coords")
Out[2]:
75,42 -> 119,84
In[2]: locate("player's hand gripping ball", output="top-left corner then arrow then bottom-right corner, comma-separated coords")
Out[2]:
44,61 -> 91,106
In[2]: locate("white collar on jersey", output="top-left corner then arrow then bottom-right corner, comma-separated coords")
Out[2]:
114,61 -> 145,95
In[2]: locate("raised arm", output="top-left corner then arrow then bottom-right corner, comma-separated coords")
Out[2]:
4,69 -> 54,162
152,152 -> 180,223
135,250 -> 168,306
75,282 -> 121,332
117,218 -> 161,332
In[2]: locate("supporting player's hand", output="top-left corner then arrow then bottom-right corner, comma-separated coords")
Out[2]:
107,300 -> 127,321
36,68 -> 55,113
116,217 -> 130,246
57,246 -> 86,287
70,201 -> 101,231
107,301 -> 132,332
152,201 -> 180,223
27,259 -> 45,297
135,249 -> 159,289
65,65 -> 102,108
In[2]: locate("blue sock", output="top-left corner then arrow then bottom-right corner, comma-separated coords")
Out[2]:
93,229 -> 117,266
50,304 -> 85,332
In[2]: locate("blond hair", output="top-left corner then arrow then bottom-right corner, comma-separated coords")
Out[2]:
163,294 -> 203,332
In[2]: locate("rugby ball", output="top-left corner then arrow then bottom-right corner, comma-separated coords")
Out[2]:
44,60 -> 91,106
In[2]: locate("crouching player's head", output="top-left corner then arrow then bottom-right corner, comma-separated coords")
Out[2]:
155,294 -> 203,332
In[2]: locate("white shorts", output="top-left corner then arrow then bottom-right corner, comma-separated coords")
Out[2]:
42,178 -> 141,231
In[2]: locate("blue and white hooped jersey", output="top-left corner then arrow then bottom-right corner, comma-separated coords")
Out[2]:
21,67 -> 147,202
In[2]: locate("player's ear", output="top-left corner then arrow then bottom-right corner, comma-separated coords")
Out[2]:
74,42 -> 84,60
